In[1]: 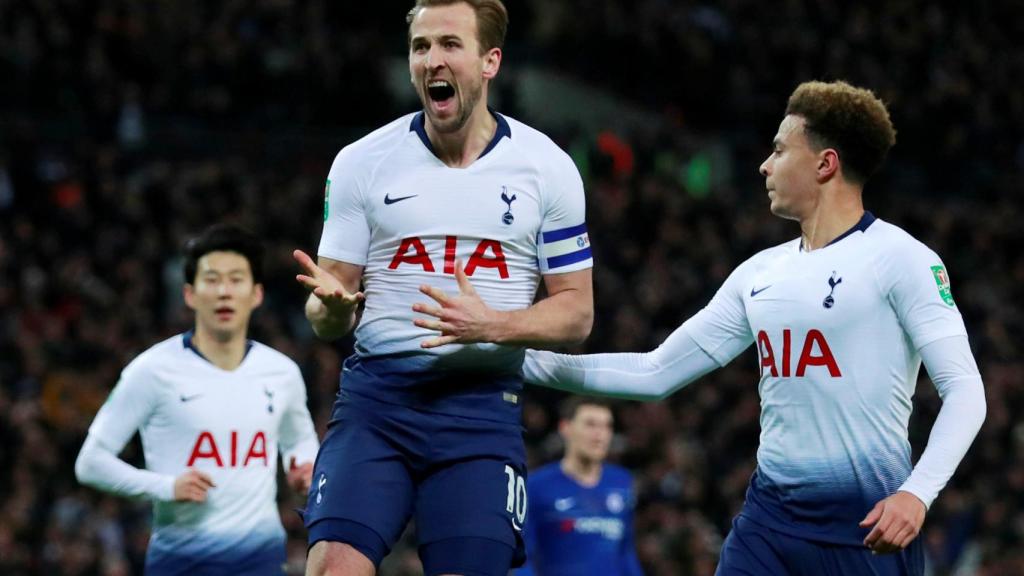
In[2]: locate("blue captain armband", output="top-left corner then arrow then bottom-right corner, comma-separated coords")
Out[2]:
538,224 -> 593,272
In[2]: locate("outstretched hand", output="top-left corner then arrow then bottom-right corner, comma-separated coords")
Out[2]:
293,249 -> 364,312
859,491 -> 926,554
413,260 -> 502,348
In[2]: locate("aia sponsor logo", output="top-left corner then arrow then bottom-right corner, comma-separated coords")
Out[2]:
187,430 -> 269,467
757,329 -> 841,378
389,236 -> 510,279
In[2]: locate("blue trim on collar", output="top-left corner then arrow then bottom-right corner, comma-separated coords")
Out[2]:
409,109 -> 511,160
801,211 -> 876,251
183,330 -> 253,364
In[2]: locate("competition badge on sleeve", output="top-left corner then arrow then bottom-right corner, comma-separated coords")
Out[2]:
323,178 -> 331,221
931,265 -> 955,306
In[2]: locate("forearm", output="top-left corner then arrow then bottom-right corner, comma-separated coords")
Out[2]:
490,287 -> 593,347
899,336 -> 986,508
305,293 -> 357,341
522,321 -> 719,400
75,435 -> 175,501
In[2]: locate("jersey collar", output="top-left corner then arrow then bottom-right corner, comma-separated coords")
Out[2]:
183,330 -> 253,365
410,108 -> 511,161
800,211 -> 876,251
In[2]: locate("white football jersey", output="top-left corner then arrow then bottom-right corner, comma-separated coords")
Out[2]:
318,111 -> 592,375
687,213 -> 968,543
82,333 -> 319,567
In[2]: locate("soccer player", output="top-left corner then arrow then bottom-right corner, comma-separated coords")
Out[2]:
516,397 -> 643,576
75,224 -> 320,575
292,1 -> 594,575
430,80 -> 987,575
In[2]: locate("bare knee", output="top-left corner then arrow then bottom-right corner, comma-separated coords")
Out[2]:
306,541 -> 375,576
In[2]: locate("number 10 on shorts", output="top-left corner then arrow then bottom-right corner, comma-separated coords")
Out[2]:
504,465 -> 527,528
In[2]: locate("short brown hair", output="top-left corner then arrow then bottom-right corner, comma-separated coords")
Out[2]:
785,81 -> 897,185
560,396 -> 613,422
407,0 -> 508,54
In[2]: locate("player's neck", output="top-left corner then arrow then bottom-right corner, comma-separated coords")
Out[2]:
425,105 -> 497,168
561,456 -> 603,487
799,185 -> 864,251
192,326 -> 248,371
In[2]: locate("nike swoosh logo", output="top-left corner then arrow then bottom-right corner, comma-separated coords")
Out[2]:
750,285 -> 772,297
384,193 -> 418,205
180,393 -> 203,403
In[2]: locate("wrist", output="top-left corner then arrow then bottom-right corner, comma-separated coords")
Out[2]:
486,309 -> 512,344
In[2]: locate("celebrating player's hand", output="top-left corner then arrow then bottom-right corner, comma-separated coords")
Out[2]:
293,249 -> 365,313
413,260 -> 501,348
859,490 -> 926,554
173,469 -> 216,503
287,456 -> 314,494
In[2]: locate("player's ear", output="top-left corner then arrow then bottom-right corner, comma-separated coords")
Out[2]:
251,283 -> 265,309
481,47 -> 501,80
817,148 -> 840,182
183,283 -> 197,311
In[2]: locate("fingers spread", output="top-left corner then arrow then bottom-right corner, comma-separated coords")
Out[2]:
293,250 -> 319,275
296,274 -> 320,290
412,303 -> 444,318
454,260 -> 477,296
419,284 -> 449,305
421,335 -> 459,349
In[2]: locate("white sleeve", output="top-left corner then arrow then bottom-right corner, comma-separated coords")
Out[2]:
536,150 -> 592,274
523,257 -> 756,399
677,257 -> 756,364
897,335 -> 985,509
523,321 -> 720,400
75,365 -> 176,501
884,242 -> 967,348
317,147 -> 371,265
278,366 -> 320,468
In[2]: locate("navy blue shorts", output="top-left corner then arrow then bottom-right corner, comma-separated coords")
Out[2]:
717,515 -> 924,576
304,389 -> 527,575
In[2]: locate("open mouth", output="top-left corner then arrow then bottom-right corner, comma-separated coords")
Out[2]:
427,80 -> 456,104
215,306 -> 235,320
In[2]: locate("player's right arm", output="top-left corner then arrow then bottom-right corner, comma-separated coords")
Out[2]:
522,259 -> 757,400
298,145 -> 372,340
295,251 -> 365,341
75,363 -> 215,503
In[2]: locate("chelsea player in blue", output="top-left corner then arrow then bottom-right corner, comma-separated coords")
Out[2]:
517,397 -> 643,576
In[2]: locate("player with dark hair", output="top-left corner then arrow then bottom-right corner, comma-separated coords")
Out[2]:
517,397 -> 642,576
76,223 -> 319,575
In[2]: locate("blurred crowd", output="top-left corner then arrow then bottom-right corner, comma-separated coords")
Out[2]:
2,0 -> 1023,574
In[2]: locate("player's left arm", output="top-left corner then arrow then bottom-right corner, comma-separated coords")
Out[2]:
861,334 -> 985,553
861,247 -> 986,554
415,143 -> 595,348
278,366 -> 319,494
414,261 -> 592,348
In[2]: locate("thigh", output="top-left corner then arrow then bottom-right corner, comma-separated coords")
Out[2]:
812,538 -> 925,576
303,402 -> 415,568
415,456 -> 526,548
716,516 -> 791,576
419,537 -> 516,576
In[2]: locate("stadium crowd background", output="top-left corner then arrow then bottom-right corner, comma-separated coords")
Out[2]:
1,1 -> 1022,574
